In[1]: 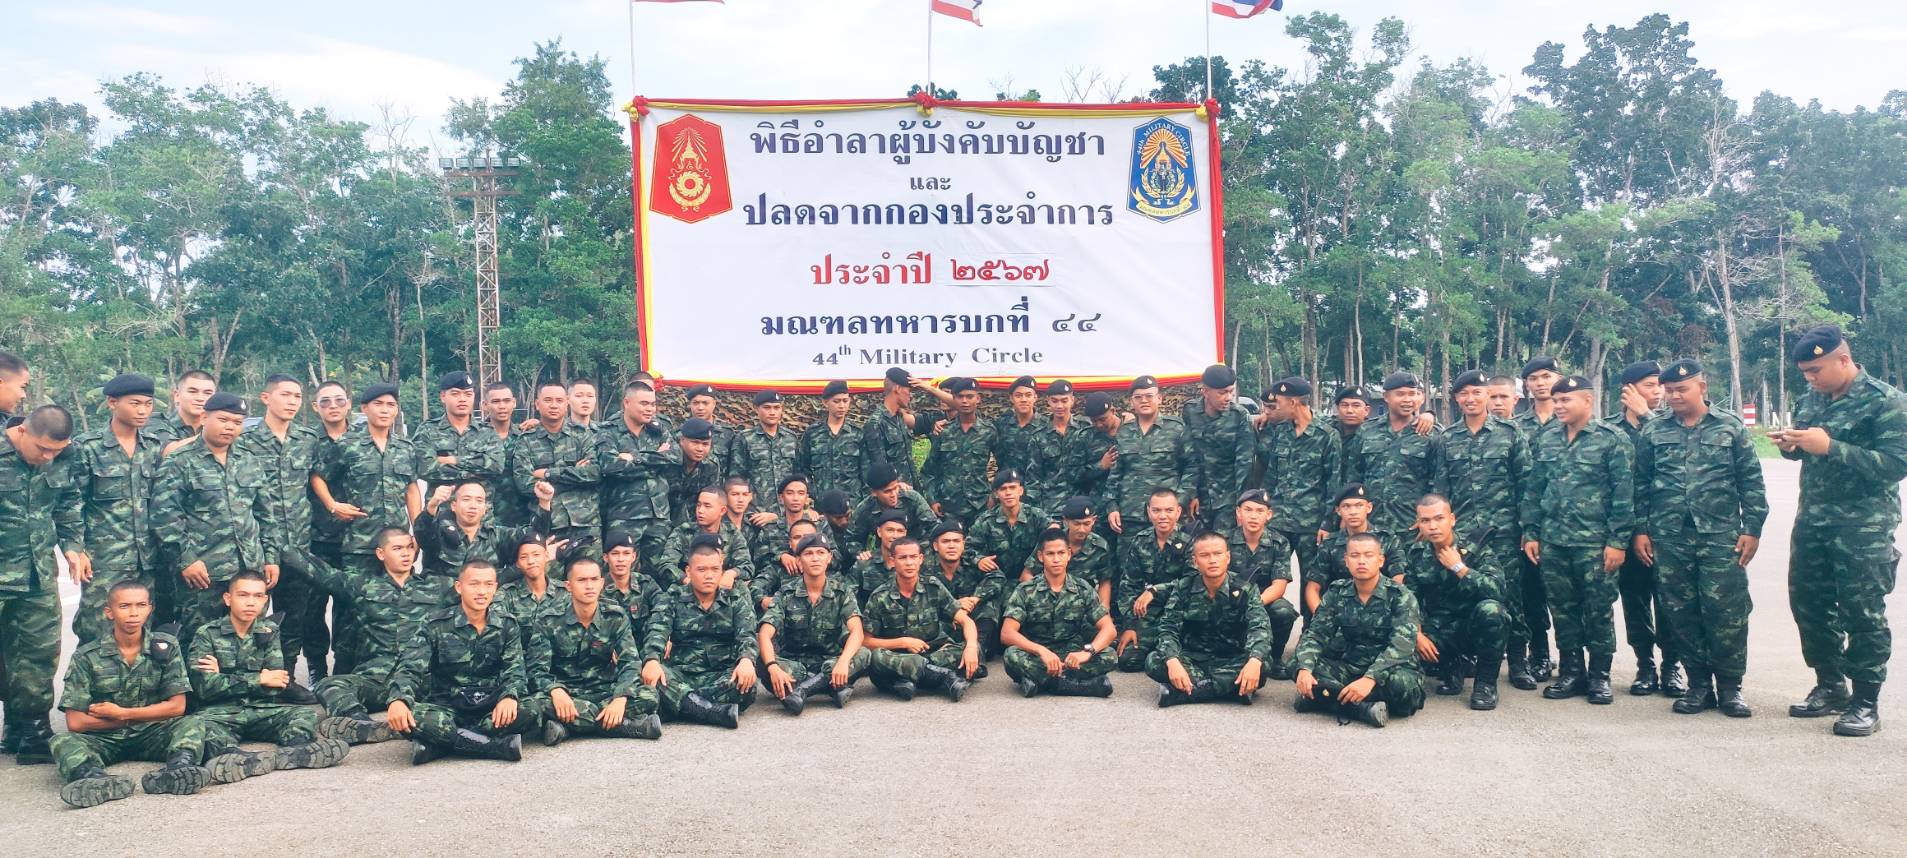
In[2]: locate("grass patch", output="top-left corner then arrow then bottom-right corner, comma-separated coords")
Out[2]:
1750,428 -> 1782,459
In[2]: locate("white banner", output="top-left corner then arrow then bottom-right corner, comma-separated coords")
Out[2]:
632,99 -> 1224,389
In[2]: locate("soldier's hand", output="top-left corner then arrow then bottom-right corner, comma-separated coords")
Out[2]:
748,511 -> 778,527
194,655 -> 221,673
618,452 -> 635,463
599,696 -> 627,730
1115,629 -> 1137,657
1633,534 -> 1656,567
1098,447 -> 1119,469
328,502 -> 367,522
64,550 -> 93,584
897,637 -> 929,654
733,658 -> 758,694
1107,510 -> 1123,534
263,564 -> 280,588
830,659 -> 852,688
857,550 -> 872,563
1790,426 -> 1832,456
1315,530 -> 1328,546
1769,428 -> 1799,452
1252,411 -> 1272,430
1039,647 -> 1064,676
1413,412 -> 1436,435
641,659 -> 666,687
658,441 -> 671,454
767,662 -> 794,697
1294,669 -> 1317,699
1188,498 -> 1201,520
429,485 -> 454,510
1523,541 -> 1541,565
386,701 -> 416,734
1416,632 -> 1439,663
534,481 -> 556,503
1619,385 -> 1651,418
517,418 -> 538,432
259,669 -> 290,689
1735,534 -> 1760,567
1133,590 -> 1155,618
491,696 -> 518,729
181,561 -> 211,590
780,553 -> 799,573
1165,658 -> 1194,693
956,596 -> 979,613
532,468 -> 549,480
551,687 -> 577,723
1340,676 -> 1376,704
961,647 -> 980,678
1434,544 -> 1464,573
977,555 -> 1000,573
1063,649 -> 1091,670
718,568 -> 738,589
89,702 -> 128,721
1236,658 -> 1263,697
931,502 -> 943,517
1602,546 -> 1625,573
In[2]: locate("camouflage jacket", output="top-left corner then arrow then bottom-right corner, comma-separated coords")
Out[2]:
1783,371 -> 1907,532
146,412 -> 200,449
1105,415 -> 1196,519
596,418 -> 675,525
862,575 -> 964,646
1309,530 -> 1401,590
967,504 -> 1053,582
658,519 -> 757,588
187,615 -> 287,708
389,607 -> 530,706
1184,402 -> 1258,514
1115,527 -> 1193,629
1060,532 -> 1114,588
1433,416 -> 1530,544
729,424 -> 801,508
929,553 -> 1010,622
70,425 -> 164,575
232,421 -> 323,556
1345,419 -> 1441,534
304,559 -> 456,674
1065,424 -> 1120,511
61,631 -> 190,716
643,584 -> 759,673
992,411 -> 1046,486
527,601 -> 642,700
603,574 -> 661,634
308,430 -> 352,546
861,405 -> 924,487
412,507 -> 550,579
1293,577 -> 1421,677
761,574 -> 861,662
1154,572 -> 1273,662
1259,420 -> 1342,534
319,427 -> 418,555
0,432 -> 80,593
1393,536 -> 1505,633
920,417 -> 998,516
1027,416 -> 1092,511
412,416 -> 507,497
509,423 -> 600,532
496,580 -> 573,647
1228,528 -> 1295,593
1527,420 -> 1634,549
664,450 -> 727,526
1636,407 -> 1769,541
795,418 -> 865,503
1003,573 -> 1108,652
845,488 -> 940,553
151,443 -> 281,578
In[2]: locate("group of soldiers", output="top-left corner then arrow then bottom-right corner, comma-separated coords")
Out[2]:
0,321 -> 1900,809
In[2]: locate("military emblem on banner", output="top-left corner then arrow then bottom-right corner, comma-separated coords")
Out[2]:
1127,117 -> 1199,223
650,114 -> 734,224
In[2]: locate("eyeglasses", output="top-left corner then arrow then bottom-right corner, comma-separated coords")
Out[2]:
315,397 -> 349,406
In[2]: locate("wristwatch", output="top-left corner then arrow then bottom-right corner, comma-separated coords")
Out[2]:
1080,644 -> 1098,655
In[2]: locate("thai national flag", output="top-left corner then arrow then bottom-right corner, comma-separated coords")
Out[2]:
1212,0 -> 1283,18
931,0 -> 983,26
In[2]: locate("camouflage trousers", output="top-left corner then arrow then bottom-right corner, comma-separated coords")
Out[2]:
1617,552 -> 1678,666
303,541 -> 343,682
52,717 -> 206,782
1656,538 -> 1752,680
410,699 -> 538,745
1422,598 -> 1511,664
1521,552 -> 1552,657
527,686 -> 660,736
655,663 -> 756,718
1144,650 -> 1259,694
1540,546 -> 1619,658
314,669 -> 393,716
1273,528 -> 1324,602
1479,535 -> 1530,662
270,550 -> 319,681
1264,598 -> 1299,662
1004,645 -> 1114,683
0,583 -> 60,723
765,649 -> 873,690
602,518 -> 672,589
1301,659 -> 1425,716
1789,525 -> 1898,686
867,642 -> 967,688
74,566 -> 152,645
197,702 -> 320,750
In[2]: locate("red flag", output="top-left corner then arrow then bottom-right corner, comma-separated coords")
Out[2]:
1212,0 -> 1282,18
931,0 -> 982,26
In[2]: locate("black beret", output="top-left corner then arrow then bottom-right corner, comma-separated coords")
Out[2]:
1200,364 -> 1236,388
943,377 -> 977,395
1449,370 -> 1489,394
884,367 -> 912,386
1046,379 -> 1074,395
1009,375 -> 1038,393
1617,361 -> 1661,387
1060,496 -> 1096,520
1791,325 -> 1844,362
357,383 -> 399,405
203,392 -> 247,416
929,519 -> 966,539
1082,392 -> 1114,418
793,534 -> 831,555
1237,488 -> 1272,508
751,390 -> 782,406
1380,371 -> 1422,392
102,373 -> 155,399
874,507 -> 909,527
1551,375 -> 1594,395
1520,356 -> 1560,378
601,531 -> 635,552
992,468 -> 1024,489
1333,483 -> 1370,505
1269,376 -> 1312,398
687,532 -> 724,553
678,418 -> 714,441
815,489 -> 852,516
864,460 -> 899,488
1661,359 -> 1703,382
438,371 -> 474,391
821,380 -> 851,398
1334,386 -> 1368,405
685,384 -> 717,400
776,473 -> 809,494
1129,375 -> 1159,392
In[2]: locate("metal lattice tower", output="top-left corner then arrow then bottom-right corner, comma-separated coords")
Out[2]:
442,152 -> 521,388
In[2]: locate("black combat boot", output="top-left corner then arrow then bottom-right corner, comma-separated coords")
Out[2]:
14,719 -> 54,765
1267,628 -> 1293,680
1586,653 -> 1615,705
1506,655 -> 1538,691
410,740 -> 448,765
886,680 -> 918,701
448,727 -> 522,761
1833,683 -> 1881,737
609,713 -> 663,740
680,691 -> 740,729
59,764 -> 135,809
279,682 -> 321,706
1157,682 -> 1194,707
1293,693 -> 1328,714
919,663 -> 970,702
1542,650 -> 1586,700
0,716 -> 20,755
779,673 -> 830,716
1469,654 -> 1501,711
1528,643 -> 1554,682
1047,674 -> 1114,698
273,737 -> 350,770
1715,677 -> 1752,718
141,751 -> 211,795
1015,676 -> 1042,697
206,744 -> 277,784
1672,670 -> 1716,714
1660,659 -> 1688,698
317,711 -> 396,745
1789,672 -> 1851,718
1628,654 -> 1659,696
540,719 -> 569,747
1348,700 -> 1389,728
1435,657 -> 1466,696
830,675 -> 857,709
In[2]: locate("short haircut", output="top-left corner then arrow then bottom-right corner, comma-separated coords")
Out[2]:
723,476 -> 751,491
688,543 -> 724,561
1038,528 -> 1070,550
1148,487 -> 1179,503
890,536 -> 923,555
623,380 -> 654,397
1191,530 -> 1227,549
789,519 -> 818,534
317,379 -> 349,395
1345,532 -> 1383,552
0,351 -> 23,377
1487,375 -> 1518,388
483,382 -> 514,397
108,578 -> 151,599
564,555 -> 603,576
568,379 -> 597,392
177,369 -> 215,385
228,569 -> 270,591
23,405 -> 72,441
374,527 -> 412,550
452,480 -> 488,498
697,486 -> 725,504
262,373 -> 300,391
459,560 -> 499,580
536,380 -> 568,397
1416,493 -> 1452,511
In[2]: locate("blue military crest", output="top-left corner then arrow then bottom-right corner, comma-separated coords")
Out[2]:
1127,117 -> 1199,223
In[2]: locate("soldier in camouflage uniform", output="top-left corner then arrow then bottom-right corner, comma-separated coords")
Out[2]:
0,351 -> 26,428
385,560 -> 534,764
508,381 -> 599,547
639,537 -> 760,728
1293,533 -> 1425,727
1308,484 -> 1394,616
1433,369 -> 1535,690
311,529 -> 455,746
311,383 -> 421,673
1774,326 -> 1907,737
1345,372 -> 1441,536
148,369 -> 216,451
969,469 -> 1052,584
682,384 -> 739,464
746,475 -> 826,577
303,380 -> 354,684
928,520 -> 1008,661
1027,380 -> 1087,516
665,418 -> 728,525
481,382 -> 531,529
758,534 -> 871,715
1000,531 -> 1118,698
795,380 -> 864,503
1524,375 -> 1633,706
730,390 -> 801,511
659,486 -> 758,590
1104,375 -> 1196,550
412,372 -> 506,516
1149,531 -> 1273,707
1637,360 -> 1768,718
597,380 -> 675,576
862,368 -> 930,488
920,377 -> 997,525
189,572 -> 349,785
1066,393 -> 1122,520
1259,377 -> 1340,592
1182,365 -> 1258,533
0,406 -> 83,763
1396,495 -> 1509,711
602,530 -> 661,633
527,556 -> 661,744
69,374 -> 163,645
846,460 -> 940,554
51,579 -> 212,807
414,480 -> 552,580
1606,361 -> 1685,698
1114,488 -> 1193,671
1330,388 -> 1372,487
495,536 -> 570,640
861,536 -> 979,701
1054,496 -> 1114,609
1514,357 -> 1564,682
1228,490 -> 1298,679
993,375 -> 1046,492
231,375 -> 325,699
150,393 -> 282,649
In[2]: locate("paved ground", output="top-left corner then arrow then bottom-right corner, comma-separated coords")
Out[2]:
1,458 -> 1903,856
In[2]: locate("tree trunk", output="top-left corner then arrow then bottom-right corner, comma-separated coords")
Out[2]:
1716,233 -> 1744,410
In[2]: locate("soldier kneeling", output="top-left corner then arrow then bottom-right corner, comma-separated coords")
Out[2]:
1292,534 -> 1427,727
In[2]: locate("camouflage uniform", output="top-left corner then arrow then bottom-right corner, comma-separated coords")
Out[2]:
861,406 -> 924,488
1526,420 -> 1633,662
320,427 -> 420,565
1183,402 -> 1257,532
146,412 -> 200,449
1309,530 -> 1401,612
387,608 -> 537,744
929,553 -> 1010,655
525,601 -> 658,734
1113,527 -> 1191,671
1,434 -> 82,736
51,631 -> 205,782
1104,415 -> 1196,532
760,575 -> 871,685
596,419 -> 676,576
641,585 -> 760,717
920,418 -> 998,526
604,574 -> 660,634
508,424 -> 599,546
150,443 -> 281,646
1065,423 -> 1120,512
729,424 -> 800,510
411,416 -> 507,502
1146,572 -> 1273,697
1433,416 -> 1531,664
968,505 -> 1053,584
232,420 -> 325,672
657,520 -> 757,590
188,616 -> 320,749
1606,412 -> 1679,679
1345,420 -> 1441,536
1028,417 -> 1091,515
1001,574 -> 1115,683
845,488 -> 939,555
1782,371 -> 1907,688
69,425 -> 164,643
664,451 -> 726,526
1512,412 -> 1561,666
1061,532 -> 1115,592
795,419 -> 864,503
495,582 -> 572,648
1636,407 -> 1767,683
412,508 -> 549,580
1260,419 -> 1341,585
1394,538 -> 1510,672
862,576 -> 970,689
305,429 -> 351,677
1293,577 -> 1426,715
305,559 -> 456,716
1227,529 -> 1299,664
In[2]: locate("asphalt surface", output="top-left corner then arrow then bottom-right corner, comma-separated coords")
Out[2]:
1,457 -> 1903,857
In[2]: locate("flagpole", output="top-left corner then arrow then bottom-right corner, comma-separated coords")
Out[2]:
628,1 -> 639,97
1204,0 -> 1214,100
926,0 -> 936,95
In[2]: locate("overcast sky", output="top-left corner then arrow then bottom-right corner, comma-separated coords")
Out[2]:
5,0 -> 1901,149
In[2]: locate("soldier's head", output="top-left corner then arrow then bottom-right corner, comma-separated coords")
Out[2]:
535,381 -> 569,427
1235,489 -> 1273,534
865,461 -> 902,507
1343,533 -> 1385,583
567,380 -> 598,422
1486,375 -> 1520,419
173,370 -> 217,420
787,519 -> 819,553
1035,528 -> 1073,577
1127,375 -> 1161,418
0,351 -> 29,414
1550,376 -> 1595,428
1451,371 -> 1489,418
678,419 -> 714,462
1618,361 -> 1664,412
102,374 -> 156,431
437,372 -> 475,420
621,381 -> 656,426
1335,484 -> 1373,531
1008,376 -> 1039,418
724,477 -> 753,517
1381,373 -> 1424,420
778,475 -> 811,515
1520,357 -> 1561,402
201,393 -> 247,450
1083,392 -> 1119,433
566,556 -> 604,607
223,570 -> 271,624
1334,389 -> 1370,427
931,520 -> 966,563
685,543 -> 725,597
796,533 -> 833,579
875,510 -> 909,554
1266,377 -> 1313,422
104,578 -> 153,637
375,527 -> 417,575
1661,360 -> 1708,419
602,531 -> 638,581
992,469 -> 1025,509
514,537 -> 550,583
692,487 -> 724,529
1199,365 -> 1237,413
484,382 -> 518,426
949,378 -> 981,416
359,384 -> 400,431
890,536 -> 924,582
1060,497 -> 1097,543
881,368 -> 912,408
1413,494 -> 1456,547
752,389 -> 784,427
1045,380 -> 1075,417
313,380 -> 350,428
1191,531 -> 1231,581
455,561 -> 500,612
450,480 -> 489,527
259,374 -> 303,423
1146,487 -> 1181,535
685,384 -> 719,421
822,380 -> 853,419
1793,325 -> 1857,394
816,490 -> 853,527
